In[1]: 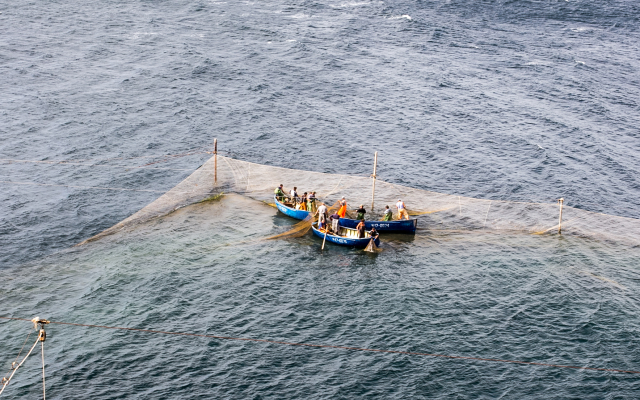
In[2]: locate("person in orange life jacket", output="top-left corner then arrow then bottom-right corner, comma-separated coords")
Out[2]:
356,219 -> 366,238
396,199 -> 409,220
338,197 -> 347,218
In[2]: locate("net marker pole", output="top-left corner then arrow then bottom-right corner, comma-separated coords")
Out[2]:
214,138 -> 217,183
558,198 -> 564,234
371,151 -> 378,213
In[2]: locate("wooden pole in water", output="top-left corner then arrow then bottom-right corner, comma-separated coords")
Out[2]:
214,138 -> 217,183
558,198 -> 564,234
322,217 -> 328,250
371,151 -> 378,213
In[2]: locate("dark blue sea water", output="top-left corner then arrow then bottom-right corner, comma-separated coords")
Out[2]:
1,0 -> 640,398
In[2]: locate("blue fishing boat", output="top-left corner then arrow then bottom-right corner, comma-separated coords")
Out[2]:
311,223 -> 381,248
274,195 -> 311,220
339,218 -> 417,234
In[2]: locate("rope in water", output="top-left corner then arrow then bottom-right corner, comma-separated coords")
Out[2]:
0,159 -> 197,172
0,336 -> 40,397
0,180 -> 183,194
0,148 -> 214,166
1,317 -> 638,375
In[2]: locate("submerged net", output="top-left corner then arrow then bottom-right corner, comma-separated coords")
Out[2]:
80,155 -> 640,247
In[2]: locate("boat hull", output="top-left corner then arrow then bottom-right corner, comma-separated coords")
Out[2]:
274,195 -> 311,220
339,218 -> 417,233
311,224 -> 380,248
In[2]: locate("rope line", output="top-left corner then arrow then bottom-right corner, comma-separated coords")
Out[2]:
0,147 -> 214,165
0,180 -> 217,195
0,337 -> 40,397
1,317 -> 638,375
0,159 -> 196,172
41,341 -> 46,400
1,331 -> 32,385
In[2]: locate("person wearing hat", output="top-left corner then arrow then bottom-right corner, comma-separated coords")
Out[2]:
338,197 -> 348,218
356,204 -> 367,220
274,184 -> 286,202
396,199 -> 409,220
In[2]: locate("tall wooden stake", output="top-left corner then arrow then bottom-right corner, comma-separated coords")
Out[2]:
371,151 -> 378,212
214,138 -> 218,183
558,198 -> 564,234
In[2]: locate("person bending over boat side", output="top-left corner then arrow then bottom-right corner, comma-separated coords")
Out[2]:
356,205 -> 366,220
275,184 -> 286,202
338,197 -> 347,218
396,199 -> 409,220
317,203 -> 328,230
330,211 -> 341,234
382,205 -> 393,221
356,219 -> 366,238
370,227 -> 378,239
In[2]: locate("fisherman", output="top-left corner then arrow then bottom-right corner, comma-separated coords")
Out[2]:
396,199 -> 409,220
274,184 -> 286,202
356,219 -> 366,239
307,191 -> 317,213
290,187 -> 299,205
317,202 -> 328,230
299,192 -> 308,211
330,211 -> 341,234
356,204 -> 366,220
382,205 -> 393,221
369,226 -> 378,238
338,197 -> 348,218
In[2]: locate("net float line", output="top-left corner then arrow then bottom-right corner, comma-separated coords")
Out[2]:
1,317 -> 638,375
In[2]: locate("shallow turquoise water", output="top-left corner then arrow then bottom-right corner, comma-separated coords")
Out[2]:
2,195 -> 639,398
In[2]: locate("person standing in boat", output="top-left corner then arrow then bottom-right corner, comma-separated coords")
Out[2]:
307,192 -> 317,213
330,211 -> 341,234
382,205 -> 393,221
396,199 -> 409,220
299,192 -> 308,211
274,184 -> 286,202
356,204 -> 366,220
317,202 -> 328,230
290,187 -> 299,206
356,219 -> 366,238
338,197 -> 348,218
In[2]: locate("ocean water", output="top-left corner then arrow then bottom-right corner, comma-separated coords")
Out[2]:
1,0 -> 640,398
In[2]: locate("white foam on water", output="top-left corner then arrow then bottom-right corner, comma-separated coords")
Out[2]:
389,15 -> 412,21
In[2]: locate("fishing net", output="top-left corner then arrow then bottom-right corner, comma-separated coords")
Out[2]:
80,155 -> 640,247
